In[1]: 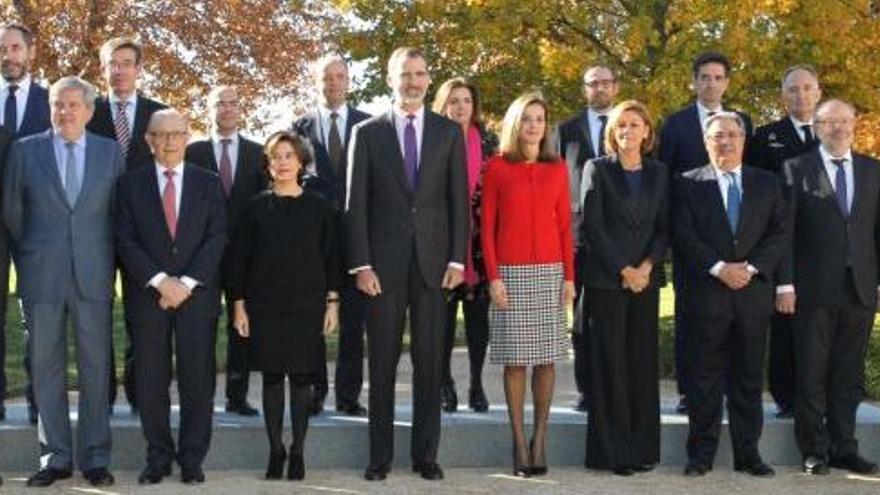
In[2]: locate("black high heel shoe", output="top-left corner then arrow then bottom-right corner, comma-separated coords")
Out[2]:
265,449 -> 286,480
512,446 -> 531,478
469,386 -> 489,413
528,438 -> 548,476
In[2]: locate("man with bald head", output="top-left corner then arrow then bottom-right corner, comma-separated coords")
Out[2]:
748,65 -> 822,419
674,112 -> 787,477
780,99 -> 880,476
116,109 -> 227,485
3,76 -> 123,487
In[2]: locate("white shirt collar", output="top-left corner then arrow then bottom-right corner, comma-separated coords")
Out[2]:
819,144 -> 852,164
155,162 -> 184,174
109,91 -> 138,108
211,131 -> 239,146
2,74 -> 31,92
712,164 -> 742,178
789,115 -> 813,128
697,100 -> 724,128
319,103 -> 348,121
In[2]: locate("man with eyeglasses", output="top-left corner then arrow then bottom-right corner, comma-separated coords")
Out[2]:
116,109 -> 226,485
748,65 -> 822,420
779,99 -> 880,476
87,36 -> 168,416
673,112 -> 786,478
659,51 -> 753,415
557,64 -> 619,413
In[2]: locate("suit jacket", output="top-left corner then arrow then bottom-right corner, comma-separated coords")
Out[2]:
673,164 -> 788,310
115,163 -> 227,322
748,116 -> 818,175
346,109 -> 468,289
293,105 -> 370,210
780,150 -> 880,308
16,83 -> 51,138
659,103 -> 754,176
0,127 -> 12,256
581,155 -> 669,290
558,108 -> 603,170
184,134 -> 267,238
87,93 -> 168,170
2,130 -> 125,302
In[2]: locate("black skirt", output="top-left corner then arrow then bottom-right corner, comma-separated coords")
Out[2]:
247,309 -> 324,376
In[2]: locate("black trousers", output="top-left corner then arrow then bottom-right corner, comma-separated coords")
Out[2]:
221,287 -> 251,404
109,274 -> 137,408
334,279 -> 367,405
672,255 -> 691,397
794,274 -> 872,460
441,292 -> 489,390
585,288 -> 660,470
768,312 -> 797,411
133,308 -> 215,470
0,248 -> 9,411
571,247 -> 590,398
685,289 -> 771,466
366,256 -> 445,468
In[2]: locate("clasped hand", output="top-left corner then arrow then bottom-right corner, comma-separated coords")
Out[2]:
157,277 -> 192,310
718,262 -> 752,290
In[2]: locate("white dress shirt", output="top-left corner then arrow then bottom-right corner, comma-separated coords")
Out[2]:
697,101 -> 724,133
148,162 -> 199,290
587,107 -> 611,157
819,145 -> 854,213
0,75 -> 31,131
211,131 -> 240,178
51,131 -> 86,191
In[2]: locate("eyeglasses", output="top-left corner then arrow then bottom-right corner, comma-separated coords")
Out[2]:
584,79 -> 616,89
149,131 -> 189,141
706,131 -> 744,141
815,119 -> 854,127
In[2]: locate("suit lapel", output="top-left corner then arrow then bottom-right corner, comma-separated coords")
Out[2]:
381,111 -> 411,198
75,134 -> 99,209
38,133 -> 71,210
697,165 -> 732,236
607,159 -> 638,220
635,162 -> 655,221
176,165 -> 197,243
145,165 -> 174,241
736,168 -> 757,237
808,152 -> 844,219
850,155 -> 866,220
577,110 -> 593,158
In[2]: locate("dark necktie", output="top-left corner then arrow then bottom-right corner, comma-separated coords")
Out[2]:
328,112 -> 344,177
403,114 -> 418,190
832,158 -> 848,216
163,169 -> 178,238
114,101 -> 132,159
218,138 -> 233,197
597,114 -> 608,156
726,172 -> 741,232
4,84 -> 18,135
801,124 -> 814,145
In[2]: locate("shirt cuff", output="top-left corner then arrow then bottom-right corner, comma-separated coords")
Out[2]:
709,261 -> 725,278
148,272 -> 169,289
349,265 -> 372,275
776,285 -> 795,294
447,262 -> 464,271
180,276 -> 200,290
746,264 -> 758,275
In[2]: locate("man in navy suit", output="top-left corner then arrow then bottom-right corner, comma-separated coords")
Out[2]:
0,22 -> 51,425
557,64 -> 619,413
86,36 -> 168,414
292,54 -> 370,416
4,76 -> 124,488
748,65 -> 822,419
185,85 -> 267,417
116,109 -> 226,485
659,51 -> 753,414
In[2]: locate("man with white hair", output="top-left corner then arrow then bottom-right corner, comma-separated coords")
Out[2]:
3,76 -> 124,487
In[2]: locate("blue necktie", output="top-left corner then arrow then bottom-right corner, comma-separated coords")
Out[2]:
403,114 -> 418,190
832,159 -> 848,216
64,141 -> 81,206
4,84 -> 18,135
726,172 -> 741,232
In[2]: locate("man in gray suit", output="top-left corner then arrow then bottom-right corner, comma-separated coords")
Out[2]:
3,76 -> 124,487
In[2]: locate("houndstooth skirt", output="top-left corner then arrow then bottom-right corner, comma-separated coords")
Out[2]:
488,263 -> 570,365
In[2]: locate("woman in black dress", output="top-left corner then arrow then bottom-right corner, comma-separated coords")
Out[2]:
229,131 -> 340,481
581,100 -> 668,475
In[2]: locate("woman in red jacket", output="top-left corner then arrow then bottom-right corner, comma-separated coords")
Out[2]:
481,91 -> 575,477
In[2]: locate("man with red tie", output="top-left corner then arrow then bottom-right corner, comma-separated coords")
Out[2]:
116,109 -> 226,485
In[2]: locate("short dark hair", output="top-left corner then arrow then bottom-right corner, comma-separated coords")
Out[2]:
0,23 -> 35,47
100,37 -> 144,66
692,51 -> 731,78
263,131 -> 314,185
387,46 -> 427,74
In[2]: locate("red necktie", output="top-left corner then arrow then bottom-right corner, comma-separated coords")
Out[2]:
219,138 -> 233,197
163,169 -> 177,238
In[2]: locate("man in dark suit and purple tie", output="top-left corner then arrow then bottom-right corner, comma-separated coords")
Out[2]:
346,46 -> 468,482
116,109 -> 226,485
293,54 -> 370,417
0,22 -> 52,426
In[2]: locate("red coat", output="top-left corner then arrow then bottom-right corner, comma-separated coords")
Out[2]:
480,155 -> 574,282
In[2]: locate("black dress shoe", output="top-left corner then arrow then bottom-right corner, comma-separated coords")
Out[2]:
0,405 -> 5,421
802,455 -> 830,475
734,460 -> 775,477
774,406 -> 793,419
413,462 -> 444,480
364,464 -> 389,481
288,453 -> 305,480
83,467 -> 115,486
265,450 -> 286,480
309,398 -> 324,416
632,463 -> 655,472
683,461 -> 708,477
181,466 -> 206,484
573,394 -> 588,412
336,401 -> 367,416
676,396 -> 689,414
26,468 -> 72,487
226,400 -> 260,417
613,467 -> 635,476
469,387 -> 489,412
138,465 -> 171,484
440,384 -> 458,413
829,454 -> 879,474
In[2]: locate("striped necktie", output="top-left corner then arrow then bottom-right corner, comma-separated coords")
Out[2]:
114,101 -> 132,159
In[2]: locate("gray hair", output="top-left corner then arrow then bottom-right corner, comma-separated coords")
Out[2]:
815,98 -> 857,119
49,76 -> 97,110
781,64 -> 819,90
703,111 -> 745,135
312,53 -> 348,82
147,108 -> 189,132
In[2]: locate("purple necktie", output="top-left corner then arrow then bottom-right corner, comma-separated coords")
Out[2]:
404,114 -> 418,190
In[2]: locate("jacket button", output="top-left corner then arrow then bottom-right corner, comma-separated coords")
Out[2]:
172,247 -> 178,254
411,207 -> 417,213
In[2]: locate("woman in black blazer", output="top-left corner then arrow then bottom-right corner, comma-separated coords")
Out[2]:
581,100 -> 668,475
